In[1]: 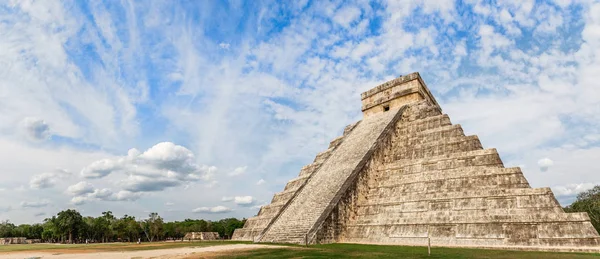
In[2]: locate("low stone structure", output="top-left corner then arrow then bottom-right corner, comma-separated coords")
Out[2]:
183,232 -> 220,240
233,72 -> 600,251
1,237 -> 27,245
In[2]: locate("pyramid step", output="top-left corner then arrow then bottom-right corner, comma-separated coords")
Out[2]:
356,207 -> 566,219
395,114 -> 451,134
298,163 -> 319,177
372,167 -> 527,187
232,228 -> 261,241
284,175 -> 310,190
393,124 -> 465,146
391,135 -> 483,160
271,187 -> 301,203
260,200 -> 287,210
259,204 -> 285,217
368,172 -> 530,195
314,147 -> 335,163
351,211 -> 591,225
343,221 -> 600,246
381,148 -> 503,173
343,121 -> 360,136
244,215 -> 274,228
401,104 -> 442,122
328,135 -> 344,149
365,187 -> 552,204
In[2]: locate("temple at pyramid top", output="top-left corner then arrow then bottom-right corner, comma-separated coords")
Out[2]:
361,72 -> 441,117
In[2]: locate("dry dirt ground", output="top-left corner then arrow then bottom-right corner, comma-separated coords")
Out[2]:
0,244 -> 285,259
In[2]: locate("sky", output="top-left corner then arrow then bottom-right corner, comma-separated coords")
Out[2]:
1,0 -> 600,224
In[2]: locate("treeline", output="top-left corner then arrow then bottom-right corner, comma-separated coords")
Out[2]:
564,185 -> 600,232
0,209 -> 245,243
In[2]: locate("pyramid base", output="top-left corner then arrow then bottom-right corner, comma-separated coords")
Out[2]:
340,241 -> 600,253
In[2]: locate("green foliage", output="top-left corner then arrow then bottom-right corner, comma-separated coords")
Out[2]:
56,209 -> 84,243
0,210 -> 245,243
564,185 -> 600,233
0,220 -> 16,238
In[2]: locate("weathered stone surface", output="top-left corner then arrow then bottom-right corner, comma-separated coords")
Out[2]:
257,105 -> 405,244
242,72 -> 600,251
0,237 -> 38,244
183,232 -> 220,240
231,121 -> 355,241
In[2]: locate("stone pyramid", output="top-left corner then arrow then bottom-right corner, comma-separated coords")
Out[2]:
232,72 -> 600,251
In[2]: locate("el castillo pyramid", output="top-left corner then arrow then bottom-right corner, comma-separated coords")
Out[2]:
232,72 -> 600,251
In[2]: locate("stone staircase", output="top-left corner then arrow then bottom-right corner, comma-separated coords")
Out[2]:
256,106 -> 407,244
230,121 -> 359,241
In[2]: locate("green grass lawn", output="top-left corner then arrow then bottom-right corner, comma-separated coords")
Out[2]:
211,243 -> 600,259
0,240 -> 251,253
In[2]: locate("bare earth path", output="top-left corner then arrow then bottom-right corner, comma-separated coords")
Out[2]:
0,244 -> 285,259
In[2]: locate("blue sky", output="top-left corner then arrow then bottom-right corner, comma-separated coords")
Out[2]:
1,0 -> 600,224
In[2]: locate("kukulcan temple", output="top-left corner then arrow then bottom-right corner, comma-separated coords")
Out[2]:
232,72 -> 600,251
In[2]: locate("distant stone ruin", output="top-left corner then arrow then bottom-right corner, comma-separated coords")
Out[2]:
232,72 -> 600,251
1,237 -> 40,245
183,232 -> 220,241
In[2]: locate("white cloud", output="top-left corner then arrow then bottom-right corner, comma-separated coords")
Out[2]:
80,142 -> 216,194
228,166 -> 247,176
256,179 -> 266,185
552,183 -> 597,197
222,196 -> 255,206
29,169 -> 71,189
34,212 -> 46,217
165,202 -> 174,206
66,181 -> 95,196
113,190 -> 141,201
21,200 -> 50,208
192,206 -> 233,214
538,158 -> 554,172
332,6 -> 361,28
234,196 -> 255,206
70,196 -> 87,206
81,159 -> 120,179
70,189 -> 141,205
29,173 -> 56,189
219,42 -> 230,49
89,188 -> 113,199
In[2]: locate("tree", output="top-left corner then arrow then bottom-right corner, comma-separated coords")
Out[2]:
81,216 -> 95,242
565,185 -> 600,232
1,209 -> 247,243
0,220 -> 15,238
56,209 -> 84,243
30,224 -> 44,239
141,212 -> 163,242
101,211 -> 117,241
124,215 -> 141,242
42,216 -> 60,242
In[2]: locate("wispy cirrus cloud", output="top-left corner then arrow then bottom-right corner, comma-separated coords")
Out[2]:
21,200 -> 50,209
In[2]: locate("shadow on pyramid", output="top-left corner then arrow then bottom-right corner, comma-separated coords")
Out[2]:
232,72 -> 600,252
